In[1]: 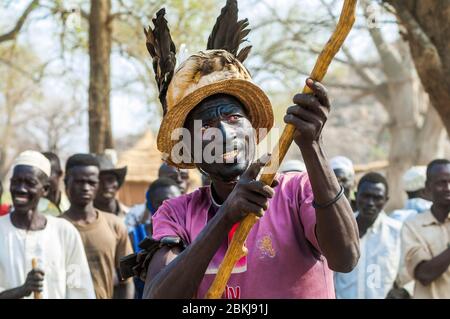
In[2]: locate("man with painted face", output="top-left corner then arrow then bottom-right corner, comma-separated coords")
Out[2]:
334,172 -> 402,299
61,154 -> 134,299
0,151 -> 94,299
400,159 -> 450,298
129,3 -> 359,299
94,154 -> 129,219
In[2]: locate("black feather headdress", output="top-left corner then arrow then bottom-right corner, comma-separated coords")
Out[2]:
145,1 -> 252,114
207,0 -> 252,62
144,8 -> 176,115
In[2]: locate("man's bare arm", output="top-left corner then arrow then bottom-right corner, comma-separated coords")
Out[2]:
301,141 -> 360,272
414,248 -> 450,286
143,208 -> 234,299
285,79 -> 360,272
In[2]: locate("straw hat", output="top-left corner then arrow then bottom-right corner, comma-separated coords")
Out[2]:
95,154 -> 128,188
157,50 -> 274,169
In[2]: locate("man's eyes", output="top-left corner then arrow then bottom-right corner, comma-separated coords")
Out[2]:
11,179 -> 38,186
201,114 -> 243,129
362,194 -> 383,201
226,114 -> 242,123
436,180 -> 450,187
75,180 -> 98,185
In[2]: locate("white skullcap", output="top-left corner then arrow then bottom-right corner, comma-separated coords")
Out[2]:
13,150 -> 51,177
402,166 -> 426,192
330,156 -> 355,176
279,160 -> 306,173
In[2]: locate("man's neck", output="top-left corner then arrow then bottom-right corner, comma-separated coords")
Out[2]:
431,204 -> 450,223
94,198 -> 118,215
210,179 -> 237,205
11,209 -> 46,231
356,212 -> 380,238
66,203 -> 97,223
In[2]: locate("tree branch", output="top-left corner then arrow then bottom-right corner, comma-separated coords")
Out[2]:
385,0 -> 442,72
0,0 -> 40,43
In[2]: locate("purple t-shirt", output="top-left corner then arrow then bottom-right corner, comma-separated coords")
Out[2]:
152,172 -> 335,299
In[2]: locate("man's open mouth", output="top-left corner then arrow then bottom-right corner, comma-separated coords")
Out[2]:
102,192 -> 115,197
13,195 -> 29,204
222,149 -> 239,162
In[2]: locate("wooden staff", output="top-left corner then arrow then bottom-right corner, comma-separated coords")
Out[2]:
205,0 -> 358,299
31,258 -> 42,299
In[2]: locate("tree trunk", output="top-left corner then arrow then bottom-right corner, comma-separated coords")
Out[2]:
361,0 -> 445,210
88,0 -> 113,154
385,0 -> 450,136
382,70 -> 421,211
415,106 -> 446,164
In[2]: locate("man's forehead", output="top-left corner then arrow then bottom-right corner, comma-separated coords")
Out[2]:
359,181 -> 386,193
69,165 -> 99,176
100,171 -> 118,179
429,163 -> 450,176
13,165 -> 43,179
192,95 -> 246,118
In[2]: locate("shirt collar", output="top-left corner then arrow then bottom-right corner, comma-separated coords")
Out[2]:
355,211 -> 386,234
207,185 -> 222,208
420,210 -> 450,227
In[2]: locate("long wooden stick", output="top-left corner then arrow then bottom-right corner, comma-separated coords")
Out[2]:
31,258 -> 42,299
205,0 -> 358,299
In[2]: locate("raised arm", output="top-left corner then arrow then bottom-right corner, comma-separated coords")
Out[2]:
284,78 -> 360,272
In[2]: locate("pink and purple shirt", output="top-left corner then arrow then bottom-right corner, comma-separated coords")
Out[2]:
152,172 -> 335,299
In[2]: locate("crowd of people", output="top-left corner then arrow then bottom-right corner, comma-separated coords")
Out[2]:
1,0 -> 449,301
330,157 -> 450,299
0,150 -> 191,299
0,148 -> 448,299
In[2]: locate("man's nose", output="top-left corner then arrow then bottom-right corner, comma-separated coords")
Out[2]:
14,183 -> 27,193
444,181 -> 450,191
218,121 -> 236,142
366,198 -> 375,206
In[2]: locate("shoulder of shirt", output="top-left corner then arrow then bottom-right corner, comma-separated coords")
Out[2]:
99,210 -> 127,231
404,210 -> 433,229
99,210 -> 123,223
46,215 -> 80,233
381,213 -> 403,230
0,214 -> 10,227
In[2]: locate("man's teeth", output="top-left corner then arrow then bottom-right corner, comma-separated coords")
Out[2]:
14,196 -> 28,203
223,150 -> 238,161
